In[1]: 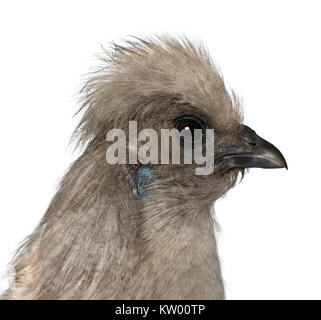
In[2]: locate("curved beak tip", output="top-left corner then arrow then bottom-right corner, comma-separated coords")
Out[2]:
282,158 -> 288,170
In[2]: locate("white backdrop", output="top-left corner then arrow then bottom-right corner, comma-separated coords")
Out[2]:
0,0 -> 320,299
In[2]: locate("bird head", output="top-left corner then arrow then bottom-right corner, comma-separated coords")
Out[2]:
75,36 -> 287,217
3,36 -> 288,300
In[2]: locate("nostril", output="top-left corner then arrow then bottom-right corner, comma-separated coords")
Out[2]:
243,136 -> 257,146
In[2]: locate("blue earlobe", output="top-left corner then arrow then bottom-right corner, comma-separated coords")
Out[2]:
136,166 -> 154,199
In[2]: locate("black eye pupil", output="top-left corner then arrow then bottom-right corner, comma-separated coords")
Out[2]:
173,116 -> 207,148
178,121 -> 200,134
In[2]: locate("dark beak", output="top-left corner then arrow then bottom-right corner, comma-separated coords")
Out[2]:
215,125 -> 288,170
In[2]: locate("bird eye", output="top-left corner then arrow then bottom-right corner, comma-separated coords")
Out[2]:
173,116 -> 206,147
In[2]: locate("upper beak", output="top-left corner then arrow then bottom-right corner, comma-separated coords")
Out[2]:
215,125 -> 288,170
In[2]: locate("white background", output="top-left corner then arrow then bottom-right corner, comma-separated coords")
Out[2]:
0,0 -> 320,299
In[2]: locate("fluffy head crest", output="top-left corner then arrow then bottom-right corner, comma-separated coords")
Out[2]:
74,36 -> 243,146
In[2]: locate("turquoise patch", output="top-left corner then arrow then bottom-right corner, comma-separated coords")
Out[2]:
136,166 -> 154,199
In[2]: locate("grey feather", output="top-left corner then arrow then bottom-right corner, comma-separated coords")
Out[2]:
3,36 -> 245,300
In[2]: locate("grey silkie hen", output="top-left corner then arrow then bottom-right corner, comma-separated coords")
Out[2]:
3,36 -> 287,299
